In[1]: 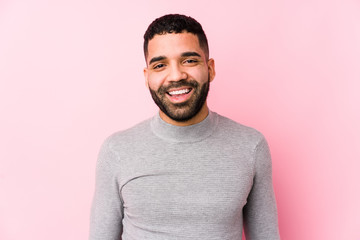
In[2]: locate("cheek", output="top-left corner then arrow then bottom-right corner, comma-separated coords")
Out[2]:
147,74 -> 164,90
189,68 -> 209,84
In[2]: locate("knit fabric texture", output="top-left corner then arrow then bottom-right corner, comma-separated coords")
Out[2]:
89,111 -> 280,240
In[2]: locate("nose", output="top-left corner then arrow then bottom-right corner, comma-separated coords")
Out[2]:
168,63 -> 187,82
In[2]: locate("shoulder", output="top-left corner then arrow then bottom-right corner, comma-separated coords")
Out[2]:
101,117 -> 153,152
215,113 -> 265,140
211,112 -> 267,150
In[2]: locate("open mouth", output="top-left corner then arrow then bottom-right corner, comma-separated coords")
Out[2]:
167,88 -> 192,96
166,87 -> 193,103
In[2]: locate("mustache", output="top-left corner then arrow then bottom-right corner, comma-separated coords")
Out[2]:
157,80 -> 199,94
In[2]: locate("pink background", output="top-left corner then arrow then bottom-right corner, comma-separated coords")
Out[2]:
1,0 -> 360,239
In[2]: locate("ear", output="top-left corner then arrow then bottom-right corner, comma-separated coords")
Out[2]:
207,58 -> 216,82
144,67 -> 149,88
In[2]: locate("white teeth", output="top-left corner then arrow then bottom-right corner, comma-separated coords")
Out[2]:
168,88 -> 190,96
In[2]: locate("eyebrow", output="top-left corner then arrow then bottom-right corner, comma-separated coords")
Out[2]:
181,51 -> 201,58
149,56 -> 166,65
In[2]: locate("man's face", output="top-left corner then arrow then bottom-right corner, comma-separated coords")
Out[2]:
144,32 -> 215,124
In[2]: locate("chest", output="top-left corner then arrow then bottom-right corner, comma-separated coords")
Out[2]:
118,142 -> 254,225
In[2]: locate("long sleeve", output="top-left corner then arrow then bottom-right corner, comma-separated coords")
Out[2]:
243,138 -> 280,240
89,139 -> 123,240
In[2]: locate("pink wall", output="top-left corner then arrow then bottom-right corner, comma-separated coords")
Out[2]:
1,0 -> 359,239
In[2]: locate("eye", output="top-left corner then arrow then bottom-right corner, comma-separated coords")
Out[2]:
184,59 -> 198,64
153,63 -> 165,70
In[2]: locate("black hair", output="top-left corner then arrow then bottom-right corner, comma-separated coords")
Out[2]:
143,14 -> 209,60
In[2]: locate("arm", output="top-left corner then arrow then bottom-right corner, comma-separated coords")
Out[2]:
243,137 -> 280,239
89,138 -> 123,240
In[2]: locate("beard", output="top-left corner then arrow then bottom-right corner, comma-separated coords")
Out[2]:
149,76 -> 210,122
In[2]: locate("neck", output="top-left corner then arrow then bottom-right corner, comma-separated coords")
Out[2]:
159,103 -> 209,126
151,109 -> 217,143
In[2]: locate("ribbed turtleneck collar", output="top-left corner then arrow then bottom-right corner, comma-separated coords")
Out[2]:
150,110 -> 218,143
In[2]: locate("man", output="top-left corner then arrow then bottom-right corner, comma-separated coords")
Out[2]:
90,14 -> 280,240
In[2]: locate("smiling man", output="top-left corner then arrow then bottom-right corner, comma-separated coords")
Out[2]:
145,31 -> 214,126
90,14 -> 280,240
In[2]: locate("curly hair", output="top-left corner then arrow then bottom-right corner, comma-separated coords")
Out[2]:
143,14 -> 209,60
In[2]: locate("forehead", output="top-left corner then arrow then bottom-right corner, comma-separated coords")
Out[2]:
146,32 -> 204,63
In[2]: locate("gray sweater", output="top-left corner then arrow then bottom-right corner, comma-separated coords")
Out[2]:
90,111 -> 280,240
